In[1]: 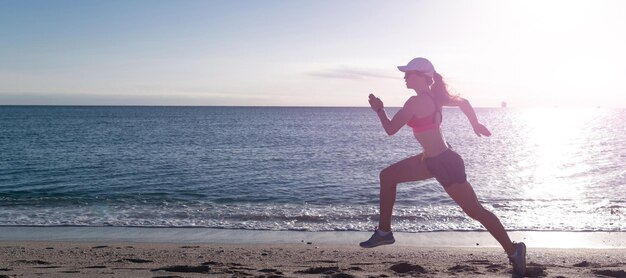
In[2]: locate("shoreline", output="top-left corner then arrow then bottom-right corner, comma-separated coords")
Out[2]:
1,226 -> 624,248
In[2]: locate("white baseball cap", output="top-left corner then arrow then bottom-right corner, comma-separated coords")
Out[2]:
397,57 -> 435,78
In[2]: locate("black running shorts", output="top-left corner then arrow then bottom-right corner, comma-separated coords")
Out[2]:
424,149 -> 467,188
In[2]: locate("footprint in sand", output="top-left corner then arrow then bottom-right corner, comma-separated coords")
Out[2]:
151,265 -> 211,274
294,266 -> 357,278
13,260 -> 51,265
592,269 -> 626,277
389,262 -> 427,274
465,259 -> 507,273
448,264 -> 479,274
91,245 -> 109,249
573,260 -> 601,268
295,266 -> 339,274
115,258 -> 154,263
515,262 -> 546,277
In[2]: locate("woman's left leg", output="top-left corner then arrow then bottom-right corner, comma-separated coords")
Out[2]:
444,181 -> 516,256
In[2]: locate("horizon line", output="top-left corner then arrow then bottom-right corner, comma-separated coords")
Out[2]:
0,104 -> 622,109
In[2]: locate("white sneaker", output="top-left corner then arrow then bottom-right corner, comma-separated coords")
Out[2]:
359,230 -> 395,248
508,242 -> 526,277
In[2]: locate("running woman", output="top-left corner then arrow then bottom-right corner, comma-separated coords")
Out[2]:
360,57 -> 526,276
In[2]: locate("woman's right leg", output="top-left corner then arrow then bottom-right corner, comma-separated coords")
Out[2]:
378,153 -> 433,232
443,181 -> 515,256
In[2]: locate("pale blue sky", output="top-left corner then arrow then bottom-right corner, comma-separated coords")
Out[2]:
1,0 -> 625,107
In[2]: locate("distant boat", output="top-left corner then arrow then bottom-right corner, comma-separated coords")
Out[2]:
501,101 -> 507,108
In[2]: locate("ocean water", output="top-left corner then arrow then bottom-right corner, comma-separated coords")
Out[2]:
0,106 -> 624,232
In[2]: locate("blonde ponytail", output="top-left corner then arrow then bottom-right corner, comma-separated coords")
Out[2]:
431,72 -> 459,107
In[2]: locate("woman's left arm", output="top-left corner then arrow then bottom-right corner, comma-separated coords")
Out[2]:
444,97 -> 492,137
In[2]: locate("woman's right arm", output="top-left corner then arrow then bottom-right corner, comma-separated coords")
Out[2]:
369,94 -> 416,136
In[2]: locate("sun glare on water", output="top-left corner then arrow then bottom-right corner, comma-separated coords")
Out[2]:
513,108 -> 613,230
518,108 -> 590,198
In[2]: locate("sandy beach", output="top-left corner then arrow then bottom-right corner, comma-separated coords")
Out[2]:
1,242 -> 626,277
1,228 -> 625,278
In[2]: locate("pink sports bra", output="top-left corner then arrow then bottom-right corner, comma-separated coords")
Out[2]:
406,93 -> 442,133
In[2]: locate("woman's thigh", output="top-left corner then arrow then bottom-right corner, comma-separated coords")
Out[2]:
381,153 -> 433,184
444,181 -> 483,213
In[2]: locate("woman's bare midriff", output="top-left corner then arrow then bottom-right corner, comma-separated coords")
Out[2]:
413,128 -> 449,158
